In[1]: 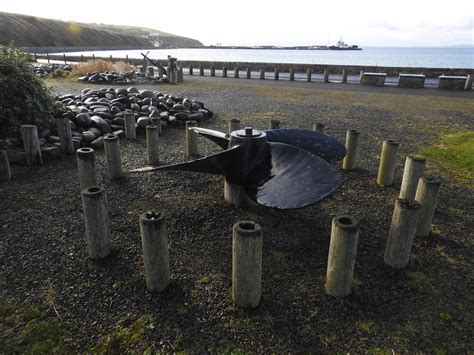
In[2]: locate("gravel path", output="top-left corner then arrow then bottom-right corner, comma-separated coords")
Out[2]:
1,76 -> 473,352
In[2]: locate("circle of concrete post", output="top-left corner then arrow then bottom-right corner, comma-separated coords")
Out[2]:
306,68 -> 312,82
104,134 -> 123,180
76,148 -> 97,191
325,216 -> 360,297
246,68 -> 251,79
289,68 -> 295,81
124,112 -> 136,140
384,199 -> 421,268
146,125 -> 160,166
259,68 -> 265,80
150,116 -> 162,135
232,221 -> 263,308
269,120 -> 280,129
81,186 -> 112,259
177,67 -> 183,83
415,176 -> 442,237
185,120 -> 198,157
21,125 -> 43,166
234,68 -> 239,78
377,140 -> 399,186
323,69 -> 330,83
229,119 -> 240,135
342,69 -> 348,83
222,66 -> 228,77
399,155 -> 426,200
139,211 -> 170,292
0,150 -> 11,182
56,117 -> 74,154
342,129 -> 360,170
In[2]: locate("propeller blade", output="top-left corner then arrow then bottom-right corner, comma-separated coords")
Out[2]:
264,129 -> 346,162
245,142 -> 343,209
190,127 -> 229,149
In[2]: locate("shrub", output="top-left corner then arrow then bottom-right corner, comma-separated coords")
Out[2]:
70,59 -> 113,76
0,45 -> 55,138
114,60 -> 136,72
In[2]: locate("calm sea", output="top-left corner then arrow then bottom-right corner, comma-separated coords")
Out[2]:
65,47 -> 474,69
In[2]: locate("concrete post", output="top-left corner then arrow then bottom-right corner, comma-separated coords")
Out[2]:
150,116 -> 162,135
274,68 -> 279,80
109,54 -> 113,63
56,117 -> 74,154
199,65 -> 204,76
246,68 -> 251,79
124,112 -> 136,140
47,53 -> 50,63
189,64 -> 193,75
342,69 -> 348,83
325,216 -> 360,297
63,53 -> 67,64
384,199 -> 421,268
269,120 -> 280,129
232,221 -> 263,308
259,68 -> 265,80
34,53 -> 38,62
342,129 -> 360,170
177,67 -> 183,83
146,125 -> 160,166
81,54 -> 84,62
185,120 -> 198,157
399,155 -> 426,200
0,150 -> 11,182
104,134 -> 123,180
92,54 -> 95,61
306,68 -> 312,82
21,125 -> 42,166
223,66 -> 227,77
210,66 -> 215,76
415,176 -> 442,237
147,67 -> 154,77
359,70 -> 364,84
81,186 -> 111,259
125,54 -> 128,63
289,68 -> 295,81
313,122 -> 325,132
76,148 -> 97,191
323,69 -> 329,83
465,75 -> 472,90
139,211 -> 170,292
229,119 -> 240,135
234,68 -> 239,78
377,140 -> 399,186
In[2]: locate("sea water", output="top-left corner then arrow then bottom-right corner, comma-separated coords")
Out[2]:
65,47 -> 474,69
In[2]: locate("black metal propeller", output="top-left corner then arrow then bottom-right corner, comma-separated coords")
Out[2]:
130,127 -> 347,209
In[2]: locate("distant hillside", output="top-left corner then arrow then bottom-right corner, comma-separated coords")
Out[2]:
0,12 -> 203,49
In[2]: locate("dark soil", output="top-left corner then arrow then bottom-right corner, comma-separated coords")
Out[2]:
1,76 -> 473,353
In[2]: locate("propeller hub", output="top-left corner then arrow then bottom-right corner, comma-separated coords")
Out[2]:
236,127 -> 262,138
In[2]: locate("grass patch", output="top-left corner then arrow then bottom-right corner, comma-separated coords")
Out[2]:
421,131 -> 474,188
404,271 -> 434,294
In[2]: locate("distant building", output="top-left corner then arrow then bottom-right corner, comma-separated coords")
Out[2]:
144,33 -> 163,47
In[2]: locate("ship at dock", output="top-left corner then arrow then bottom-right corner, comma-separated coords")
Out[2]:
328,39 -> 362,50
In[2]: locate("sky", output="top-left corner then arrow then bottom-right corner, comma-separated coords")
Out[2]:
1,0 -> 473,47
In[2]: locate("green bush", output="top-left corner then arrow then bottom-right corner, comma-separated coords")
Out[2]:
0,45 -> 55,138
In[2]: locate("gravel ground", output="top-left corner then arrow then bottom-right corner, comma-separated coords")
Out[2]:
1,76 -> 473,352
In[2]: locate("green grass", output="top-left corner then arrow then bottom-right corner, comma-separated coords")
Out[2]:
421,131 -> 474,188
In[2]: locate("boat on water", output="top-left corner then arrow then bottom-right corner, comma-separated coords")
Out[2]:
328,39 -> 362,50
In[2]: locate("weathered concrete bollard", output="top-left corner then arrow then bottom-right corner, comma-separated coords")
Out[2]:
415,176 -> 442,237
323,69 -> 329,83
146,125 -> 160,165
150,116 -> 162,135
246,68 -> 251,79
177,67 -> 183,83
269,120 -> 280,129
232,221 -> 263,308
399,155 -> 426,200
306,68 -> 312,81
56,116 -> 74,154
342,69 -> 348,83
147,67 -> 154,77
188,65 -> 193,75
222,66 -> 227,77
313,122 -> 325,132
21,125 -> 42,166
76,148 -> 97,191
359,70 -> 364,83
342,129 -> 360,170
139,211 -> 170,292
384,199 -> 421,269
104,134 -> 123,180
465,75 -> 472,90
229,119 -> 240,134
377,140 -> 399,186
274,68 -> 279,80
325,216 -> 360,297
210,66 -> 215,76
199,65 -> 204,76
124,112 -> 136,140
185,120 -> 198,157
81,186 -> 112,259
234,68 -> 239,78
289,68 -> 295,81
259,68 -> 265,80
0,150 -> 11,182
